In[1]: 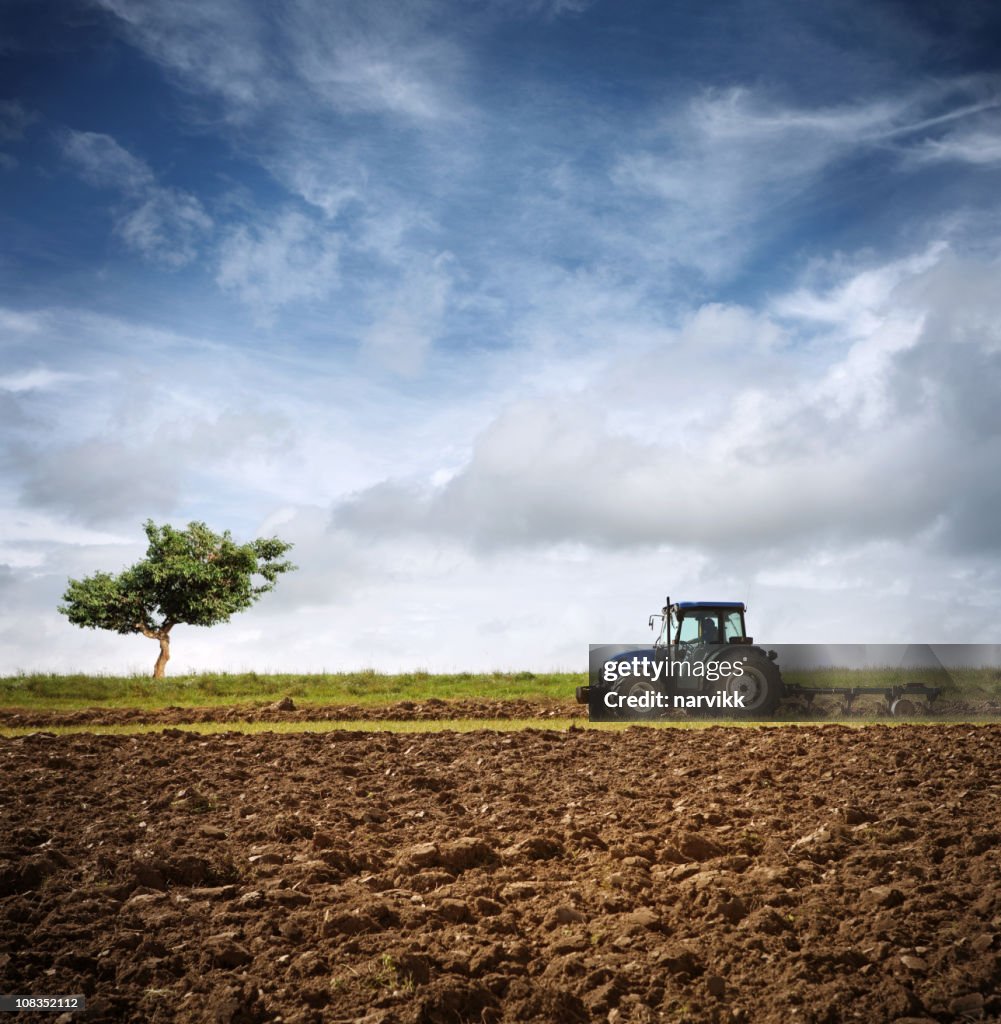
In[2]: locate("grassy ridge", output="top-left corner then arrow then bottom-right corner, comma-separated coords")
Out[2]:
0,665 -> 998,712
0,670 -> 581,710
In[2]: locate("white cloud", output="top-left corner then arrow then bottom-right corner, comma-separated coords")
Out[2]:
6,508 -> 1001,675
4,243 -> 1001,672
333,244 -> 1001,561
362,253 -> 453,374
915,125 -> 1001,166
610,88 -> 903,276
0,300 -> 495,540
86,0 -> 474,300
8,7 -> 1001,672
771,244 -> 947,336
115,190 -> 213,266
92,0 -> 276,117
611,85 -> 1001,278
61,130 -> 211,265
685,87 -> 903,144
215,210 -> 342,321
0,368 -> 82,393
60,129 -> 153,191
292,33 -> 463,122
94,0 -> 468,124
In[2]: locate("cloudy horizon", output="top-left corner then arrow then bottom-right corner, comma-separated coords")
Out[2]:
2,0 -> 1001,674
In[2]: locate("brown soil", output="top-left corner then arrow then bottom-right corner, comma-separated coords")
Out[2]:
2,694 -> 999,731
2,724 -> 1000,1023
0,698 -> 584,729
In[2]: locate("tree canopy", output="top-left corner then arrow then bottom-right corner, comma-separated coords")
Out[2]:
59,520 -> 296,676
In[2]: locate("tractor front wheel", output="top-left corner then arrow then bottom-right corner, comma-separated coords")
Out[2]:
619,678 -> 664,720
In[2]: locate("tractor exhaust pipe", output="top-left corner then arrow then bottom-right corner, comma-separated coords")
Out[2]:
665,595 -> 671,678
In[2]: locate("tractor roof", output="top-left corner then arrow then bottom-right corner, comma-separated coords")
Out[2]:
676,601 -> 745,612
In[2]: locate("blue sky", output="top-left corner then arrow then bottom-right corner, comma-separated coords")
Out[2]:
2,0 -> 1001,673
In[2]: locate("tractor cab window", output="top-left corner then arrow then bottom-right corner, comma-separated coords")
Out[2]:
722,611 -> 744,641
677,613 -> 720,644
676,616 -> 700,644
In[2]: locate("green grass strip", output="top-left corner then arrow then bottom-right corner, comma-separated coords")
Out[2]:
1,666 -> 997,715
0,670 -> 582,710
0,717 -> 987,738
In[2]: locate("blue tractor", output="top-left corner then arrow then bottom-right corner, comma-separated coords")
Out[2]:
578,597 -> 944,719
578,598 -> 784,718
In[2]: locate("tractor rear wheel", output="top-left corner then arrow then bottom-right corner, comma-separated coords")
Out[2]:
720,654 -> 783,717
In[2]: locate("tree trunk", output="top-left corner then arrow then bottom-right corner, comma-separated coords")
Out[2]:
153,633 -> 170,679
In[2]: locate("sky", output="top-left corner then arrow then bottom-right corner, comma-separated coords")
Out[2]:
2,0 -> 1001,674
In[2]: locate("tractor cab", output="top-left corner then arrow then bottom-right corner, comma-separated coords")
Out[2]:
652,600 -> 752,647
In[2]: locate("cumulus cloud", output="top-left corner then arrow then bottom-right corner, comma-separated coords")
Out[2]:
61,130 -> 211,265
332,246 -> 1001,559
4,241 -> 1001,670
332,398 -> 936,551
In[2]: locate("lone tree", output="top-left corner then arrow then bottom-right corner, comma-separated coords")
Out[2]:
59,520 -> 296,678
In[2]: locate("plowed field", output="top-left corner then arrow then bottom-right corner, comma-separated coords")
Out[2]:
2,723 -> 1000,1022
2,692 -> 999,731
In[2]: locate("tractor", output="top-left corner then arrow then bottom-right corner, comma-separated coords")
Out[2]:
577,597 -> 943,719
579,598 -> 784,719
